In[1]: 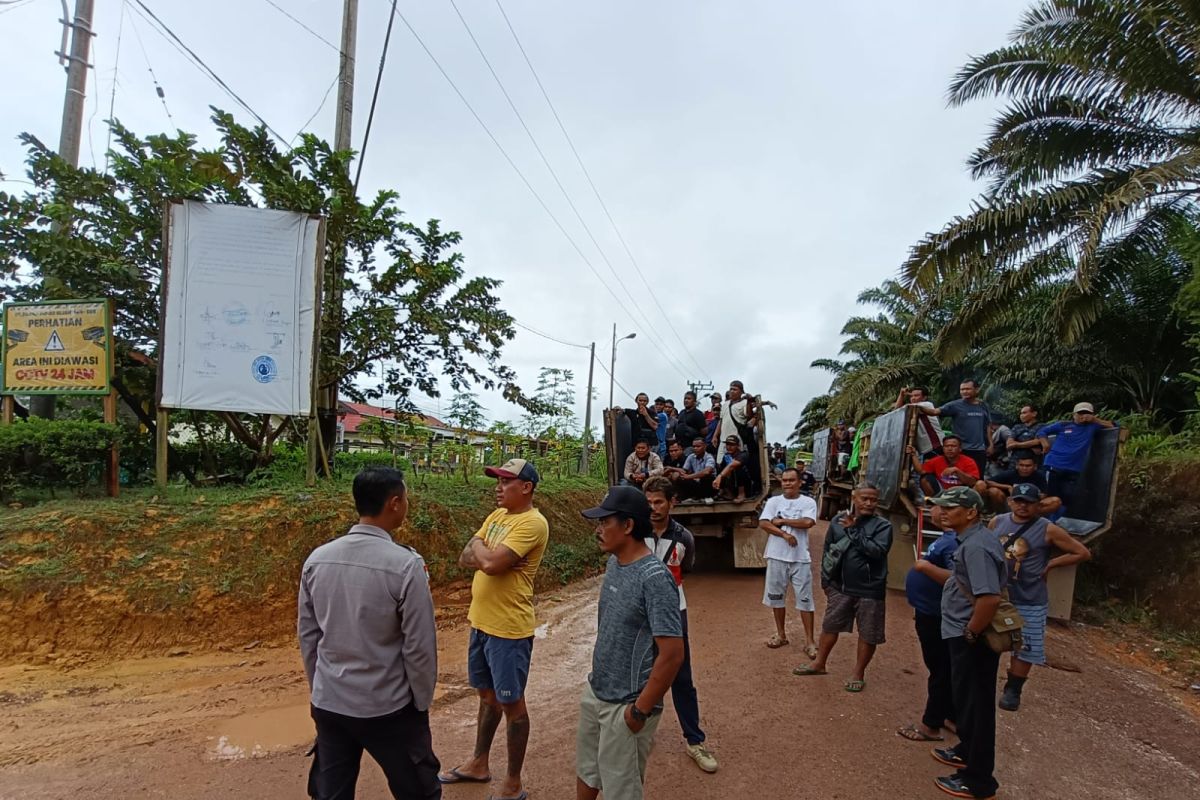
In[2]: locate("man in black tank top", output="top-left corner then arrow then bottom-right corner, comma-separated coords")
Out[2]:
988,484 -> 1091,712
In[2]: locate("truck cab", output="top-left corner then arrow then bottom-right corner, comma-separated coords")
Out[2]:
603,401 -> 772,568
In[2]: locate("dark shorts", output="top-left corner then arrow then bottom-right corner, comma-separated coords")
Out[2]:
821,585 -> 886,645
468,628 -> 534,703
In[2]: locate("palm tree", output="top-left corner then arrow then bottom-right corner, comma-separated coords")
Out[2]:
901,0 -> 1200,360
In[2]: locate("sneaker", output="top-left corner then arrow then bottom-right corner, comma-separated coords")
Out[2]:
934,774 -> 994,799
931,746 -> 967,769
686,743 -> 718,773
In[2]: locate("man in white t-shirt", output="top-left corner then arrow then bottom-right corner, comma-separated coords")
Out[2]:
895,386 -> 943,459
758,468 -> 819,658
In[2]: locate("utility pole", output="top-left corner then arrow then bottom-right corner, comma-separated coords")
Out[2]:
580,342 -> 595,473
318,0 -> 358,471
33,0 -> 95,420
688,380 -> 715,395
609,324 -> 636,410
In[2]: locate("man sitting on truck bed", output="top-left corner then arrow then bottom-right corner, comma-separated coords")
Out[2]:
624,441 -> 664,489
673,438 -> 716,502
977,454 -> 1061,516
712,435 -> 751,502
910,435 -> 980,499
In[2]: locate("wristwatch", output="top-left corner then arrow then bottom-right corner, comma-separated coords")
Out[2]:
629,704 -> 650,723
964,628 -> 979,645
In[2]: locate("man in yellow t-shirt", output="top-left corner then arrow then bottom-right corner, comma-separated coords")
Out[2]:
438,459 -> 549,800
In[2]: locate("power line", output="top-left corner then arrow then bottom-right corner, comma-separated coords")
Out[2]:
125,3 -> 175,127
101,1 -> 127,173
129,1 -> 288,143
354,0 -> 399,192
513,320 -> 590,350
292,75 -> 338,144
259,0 -> 341,52
381,2 -> 662,361
446,0 -> 690,383
493,0 -> 711,381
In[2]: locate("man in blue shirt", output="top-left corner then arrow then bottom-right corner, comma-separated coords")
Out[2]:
913,380 -> 994,476
1037,402 -> 1117,515
898,531 -> 960,743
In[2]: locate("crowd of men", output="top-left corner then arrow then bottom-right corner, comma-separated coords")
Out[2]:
620,383 -> 778,504
295,381 -> 1110,800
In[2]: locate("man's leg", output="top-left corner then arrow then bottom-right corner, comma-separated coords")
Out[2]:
1038,495 -> 1063,516
1048,469 -> 1079,515
671,610 -> 714,769
310,705 -> 366,800
945,637 -> 1001,797
792,561 -> 817,652
576,685 -> 602,800
596,695 -> 662,800
763,559 -> 789,645
440,630 -> 501,782
848,597 -> 884,684
851,638 -> 878,683
359,706 -> 442,800
1001,603 -> 1046,712
809,586 -> 854,673
915,613 -> 954,734
965,450 -> 987,477
920,474 -> 942,501
497,697 -> 530,798
486,634 -> 535,799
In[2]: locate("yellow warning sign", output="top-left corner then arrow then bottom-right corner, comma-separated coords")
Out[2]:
2,300 -> 112,395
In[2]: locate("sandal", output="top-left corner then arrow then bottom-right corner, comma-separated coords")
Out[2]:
897,724 -> 944,742
804,643 -> 818,660
844,679 -> 866,693
766,633 -> 789,649
792,664 -> 827,676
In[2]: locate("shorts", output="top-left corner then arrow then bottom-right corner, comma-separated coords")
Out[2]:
576,682 -> 661,800
821,585 -> 886,645
1013,602 -> 1047,665
467,628 -> 534,703
762,558 -> 815,611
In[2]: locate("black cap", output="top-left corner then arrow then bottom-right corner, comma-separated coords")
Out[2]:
581,486 -> 651,523
1010,483 -> 1041,502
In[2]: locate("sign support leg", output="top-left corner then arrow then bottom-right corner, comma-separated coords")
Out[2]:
104,387 -> 119,497
307,416 -> 318,487
1,396 -> 12,425
155,408 -> 169,487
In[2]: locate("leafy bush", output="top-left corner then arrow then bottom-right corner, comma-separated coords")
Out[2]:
0,417 -> 121,498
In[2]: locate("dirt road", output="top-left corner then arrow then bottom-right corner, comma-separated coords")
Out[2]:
3,525 -> 1199,799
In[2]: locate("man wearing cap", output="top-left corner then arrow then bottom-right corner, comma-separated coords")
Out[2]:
299,468 -> 441,799
439,459 -> 548,800
577,487 -> 684,800
712,435 -> 752,502
1037,403 -> 1117,515
928,486 -> 1006,800
989,484 -> 1091,713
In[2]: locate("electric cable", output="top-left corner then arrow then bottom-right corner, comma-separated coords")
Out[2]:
125,2 -> 175,126
129,0 -> 288,143
446,0 -> 690,382
381,2 -> 664,355
493,0 -> 711,381
513,320 -> 590,350
100,0 -> 126,173
354,0 -> 398,192
259,0 -> 341,52
292,75 -> 338,145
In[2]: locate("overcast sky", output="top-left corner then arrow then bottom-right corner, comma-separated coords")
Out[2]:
0,0 -> 1028,437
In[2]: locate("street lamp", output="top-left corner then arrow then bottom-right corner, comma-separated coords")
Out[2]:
609,324 -> 636,409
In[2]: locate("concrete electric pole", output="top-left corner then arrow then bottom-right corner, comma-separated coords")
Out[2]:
32,0 -> 95,420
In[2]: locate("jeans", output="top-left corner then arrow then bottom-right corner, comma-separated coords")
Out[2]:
963,450 -> 988,477
670,609 -> 706,745
947,636 -> 1001,798
915,612 -> 954,730
309,704 -> 441,800
1046,467 -> 1080,514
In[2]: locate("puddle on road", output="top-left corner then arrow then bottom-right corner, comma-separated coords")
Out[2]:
205,684 -> 473,760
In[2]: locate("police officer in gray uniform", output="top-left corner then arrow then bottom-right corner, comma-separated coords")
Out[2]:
298,468 -> 441,799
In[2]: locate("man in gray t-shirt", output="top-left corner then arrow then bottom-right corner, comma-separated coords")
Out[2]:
577,487 -> 684,800
913,379 -> 994,475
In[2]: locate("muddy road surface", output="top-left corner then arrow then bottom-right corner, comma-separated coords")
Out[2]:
3,525 -> 1199,799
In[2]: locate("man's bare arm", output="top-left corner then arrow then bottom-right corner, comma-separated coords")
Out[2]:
633,637 -> 683,715
459,538 -> 525,576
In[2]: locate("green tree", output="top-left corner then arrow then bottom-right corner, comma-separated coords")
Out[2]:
446,391 -> 487,432
520,367 -> 577,437
0,112 -> 531,467
900,0 -> 1200,358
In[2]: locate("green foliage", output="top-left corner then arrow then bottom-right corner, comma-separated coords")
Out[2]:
446,391 -> 487,432
0,417 -> 121,498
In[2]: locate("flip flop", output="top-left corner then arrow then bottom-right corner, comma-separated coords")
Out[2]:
792,664 -> 827,676
804,643 -> 818,660
487,793 -> 529,800
897,724 -> 944,742
766,633 -> 790,649
844,679 -> 866,693
438,767 -> 492,784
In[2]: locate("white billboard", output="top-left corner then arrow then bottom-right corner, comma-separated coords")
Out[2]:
159,201 -> 322,416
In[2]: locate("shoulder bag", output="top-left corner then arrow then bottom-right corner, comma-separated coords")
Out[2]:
953,521 -> 1034,654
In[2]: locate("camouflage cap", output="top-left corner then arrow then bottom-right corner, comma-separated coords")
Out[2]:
928,486 -> 984,511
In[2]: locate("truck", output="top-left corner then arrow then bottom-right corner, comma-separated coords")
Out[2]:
602,402 -> 771,568
853,405 -> 1126,620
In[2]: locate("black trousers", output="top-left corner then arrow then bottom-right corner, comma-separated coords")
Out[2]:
671,609 -> 706,745
947,637 -> 1001,798
915,612 -> 955,730
309,704 -> 441,800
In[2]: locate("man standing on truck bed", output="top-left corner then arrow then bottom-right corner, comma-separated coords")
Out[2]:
793,483 -> 892,693
439,459 -> 549,800
1037,402 -> 1117,516
913,380 -> 994,476
758,468 -> 819,657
